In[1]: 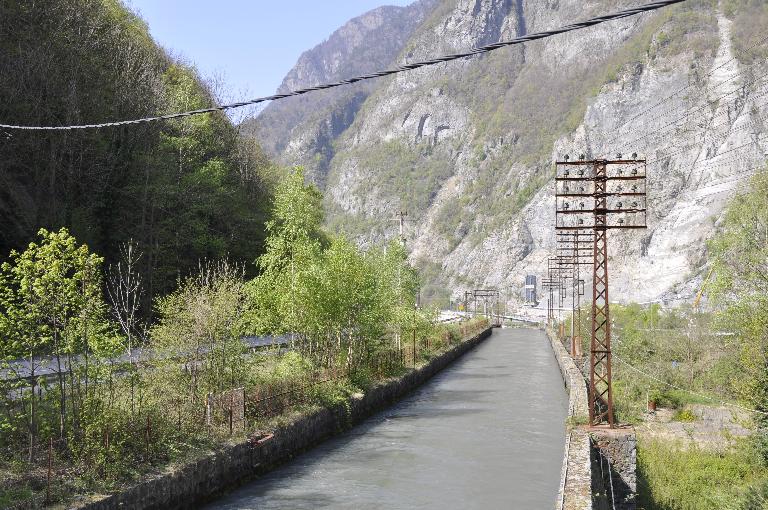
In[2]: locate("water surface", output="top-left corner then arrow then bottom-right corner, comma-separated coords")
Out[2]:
206,328 -> 567,509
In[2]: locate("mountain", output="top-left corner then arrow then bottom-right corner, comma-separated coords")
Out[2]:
249,0 -> 768,307
247,0 -> 439,187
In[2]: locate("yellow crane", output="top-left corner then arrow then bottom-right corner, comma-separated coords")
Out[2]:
693,266 -> 714,311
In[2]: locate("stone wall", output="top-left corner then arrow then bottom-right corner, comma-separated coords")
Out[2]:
590,429 -> 637,510
73,328 -> 492,510
546,328 -> 592,510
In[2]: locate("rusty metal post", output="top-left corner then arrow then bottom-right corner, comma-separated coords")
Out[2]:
146,415 -> 151,456
589,160 -> 614,427
229,394 -> 234,435
555,156 -> 646,427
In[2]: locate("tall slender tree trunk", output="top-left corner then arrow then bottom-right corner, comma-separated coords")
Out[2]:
28,349 -> 36,462
53,329 -> 66,442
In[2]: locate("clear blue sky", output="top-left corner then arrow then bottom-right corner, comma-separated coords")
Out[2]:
126,0 -> 413,102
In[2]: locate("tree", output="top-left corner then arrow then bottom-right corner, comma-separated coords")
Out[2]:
151,259 -> 247,416
709,167 -> 768,462
241,167 -> 324,336
0,227 -> 107,443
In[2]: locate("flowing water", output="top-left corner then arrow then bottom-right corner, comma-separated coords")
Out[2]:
206,328 -> 568,509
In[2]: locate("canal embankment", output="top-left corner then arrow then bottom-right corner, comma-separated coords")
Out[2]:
546,328 -> 637,510
73,327 -> 493,510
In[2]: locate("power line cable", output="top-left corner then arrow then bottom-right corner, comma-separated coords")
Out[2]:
615,74 -> 768,152
0,0 -> 686,131
644,108 -> 768,164
609,56 -> 768,145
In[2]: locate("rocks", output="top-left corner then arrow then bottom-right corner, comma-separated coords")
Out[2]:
249,0 -> 768,308
591,429 -> 637,510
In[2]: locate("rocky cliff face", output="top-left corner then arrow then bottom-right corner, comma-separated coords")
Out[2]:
251,0 -> 768,310
247,0 -> 438,187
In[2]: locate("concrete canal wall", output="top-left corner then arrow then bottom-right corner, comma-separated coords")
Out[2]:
546,328 -> 637,510
73,328 -> 493,510
547,328 -> 593,510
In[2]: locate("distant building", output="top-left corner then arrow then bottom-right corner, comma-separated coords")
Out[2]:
524,275 -> 537,305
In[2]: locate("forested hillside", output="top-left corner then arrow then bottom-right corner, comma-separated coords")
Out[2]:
0,0 -> 275,308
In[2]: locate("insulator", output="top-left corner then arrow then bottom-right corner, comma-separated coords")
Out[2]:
579,154 -> 585,160
578,169 -> 585,176
616,153 -> 622,158
632,152 -> 638,159
631,185 -> 637,192
564,169 -> 570,176
617,202 -> 623,208
565,185 -> 570,192
618,218 -> 625,225
563,202 -> 570,210
631,168 -> 638,176
578,218 -> 584,225
632,201 -> 638,208
579,202 -> 585,209
564,154 -> 570,161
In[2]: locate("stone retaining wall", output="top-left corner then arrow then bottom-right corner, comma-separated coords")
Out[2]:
74,328 -> 493,510
590,429 -> 637,510
546,328 -> 593,510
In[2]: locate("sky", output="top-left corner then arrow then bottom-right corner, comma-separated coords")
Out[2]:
126,0 -> 413,105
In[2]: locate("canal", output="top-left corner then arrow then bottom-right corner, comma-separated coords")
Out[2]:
206,327 -> 568,509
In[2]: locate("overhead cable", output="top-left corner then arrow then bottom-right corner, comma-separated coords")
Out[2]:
0,0 -> 686,131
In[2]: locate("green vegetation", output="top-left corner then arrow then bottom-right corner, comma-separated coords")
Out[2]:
0,0 -> 275,311
709,168 -> 768,463
723,0 -> 768,65
567,302 -> 732,424
0,168 -> 488,507
578,168 -> 768,509
638,439 -> 764,510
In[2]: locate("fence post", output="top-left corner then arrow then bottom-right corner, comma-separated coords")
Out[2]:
145,416 -> 151,457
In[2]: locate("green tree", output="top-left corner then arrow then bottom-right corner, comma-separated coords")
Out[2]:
709,167 -> 768,462
151,260 -> 247,407
0,227 -> 109,446
241,167 -> 324,336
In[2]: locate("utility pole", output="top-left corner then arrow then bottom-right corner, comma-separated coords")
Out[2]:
389,209 -> 409,350
557,230 -> 592,357
394,210 -> 408,247
555,154 -> 648,428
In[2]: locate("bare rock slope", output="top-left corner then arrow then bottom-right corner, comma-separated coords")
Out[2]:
251,0 -> 768,307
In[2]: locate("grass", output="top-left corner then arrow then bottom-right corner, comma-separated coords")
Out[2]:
637,438 -> 764,510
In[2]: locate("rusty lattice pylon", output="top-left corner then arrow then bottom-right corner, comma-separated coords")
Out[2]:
554,156 -> 647,427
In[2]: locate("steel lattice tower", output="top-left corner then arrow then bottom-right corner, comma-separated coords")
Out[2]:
554,156 -> 647,427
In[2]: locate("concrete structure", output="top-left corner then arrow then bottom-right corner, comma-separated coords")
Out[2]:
547,328 -> 637,510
